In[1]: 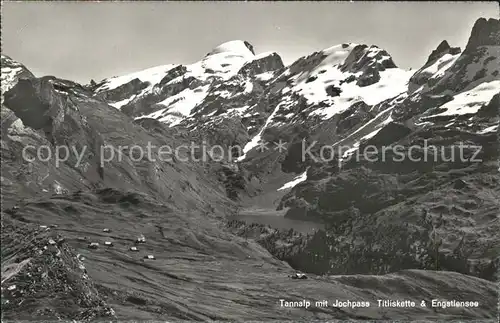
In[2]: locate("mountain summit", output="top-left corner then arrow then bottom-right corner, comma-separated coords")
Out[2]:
465,17 -> 500,51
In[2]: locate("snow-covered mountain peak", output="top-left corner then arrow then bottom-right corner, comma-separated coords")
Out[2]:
284,43 -> 398,84
409,18 -> 499,97
340,44 -> 398,74
318,43 -> 397,69
1,54 -> 23,69
321,43 -> 357,62
1,55 -> 35,100
91,40 -> 283,122
408,40 -> 461,93
274,43 -> 407,119
93,40 -> 256,98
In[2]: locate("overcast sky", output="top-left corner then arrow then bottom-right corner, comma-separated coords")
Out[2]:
2,1 -> 498,83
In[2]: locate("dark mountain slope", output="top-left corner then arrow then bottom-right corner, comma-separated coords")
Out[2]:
2,190 -> 497,320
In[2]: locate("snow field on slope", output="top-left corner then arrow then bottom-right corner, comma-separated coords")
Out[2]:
293,65 -> 413,120
477,124 -> 498,134
236,98 -> 293,162
1,66 -> 23,94
255,71 -> 276,81
289,44 -> 413,120
134,85 -> 211,126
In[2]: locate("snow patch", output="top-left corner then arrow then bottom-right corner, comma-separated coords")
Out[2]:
287,43 -> 412,120
477,124 -> 498,134
184,41 -> 257,82
303,67 -> 413,120
96,64 -> 176,92
341,142 -> 360,160
423,53 -> 460,79
331,105 -> 395,148
159,85 -> 210,116
361,127 -> 382,141
109,98 -> 133,109
243,80 -> 253,93
253,51 -> 277,60
321,43 -> 357,63
53,181 -> 65,195
135,85 -> 211,126
237,100 -> 288,161
380,112 -> 393,126
464,46 -> 499,82
135,108 -> 167,121
278,167 -> 309,191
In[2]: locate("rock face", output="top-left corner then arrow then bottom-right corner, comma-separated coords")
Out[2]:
5,77 -> 105,187
1,217 -> 116,321
1,17 -> 499,321
409,40 -> 462,91
356,66 -> 381,86
243,40 -> 256,55
341,44 -> 398,73
1,55 -> 35,94
1,55 -> 36,129
325,84 -> 342,97
465,18 -> 500,51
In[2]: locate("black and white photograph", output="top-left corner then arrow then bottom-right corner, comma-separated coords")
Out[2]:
1,1 -> 499,321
